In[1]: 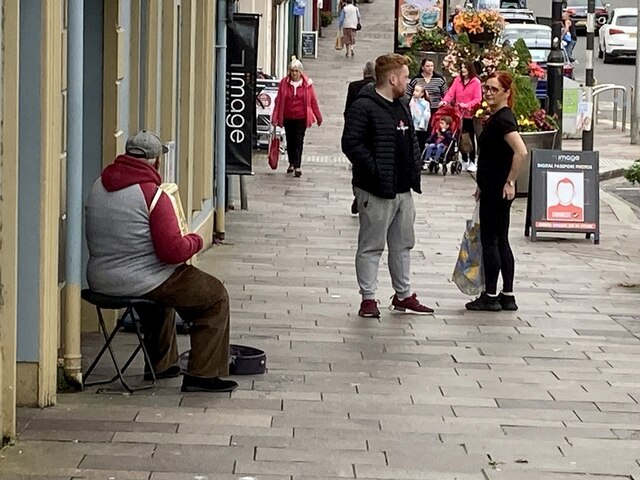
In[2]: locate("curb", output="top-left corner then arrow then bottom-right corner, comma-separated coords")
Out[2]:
599,168 -> 626,181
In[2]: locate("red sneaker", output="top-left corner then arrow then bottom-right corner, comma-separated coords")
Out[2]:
358,299 -> 380,318
390,293 -> 434,315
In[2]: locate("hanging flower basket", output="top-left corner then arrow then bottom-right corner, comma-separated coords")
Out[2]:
467,32 -> 495,45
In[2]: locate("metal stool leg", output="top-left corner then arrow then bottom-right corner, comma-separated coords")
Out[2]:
84,306 -> 156,393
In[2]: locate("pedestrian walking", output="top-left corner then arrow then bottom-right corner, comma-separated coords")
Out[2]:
339,0 -> 361,58
272,57 -> 323,178
342,53 -> 434,318
440,61 -> 482,172
345,60 -> 377,215
562,12 -> 577,62
465,71 -> 528,312
406,58 -> 449,118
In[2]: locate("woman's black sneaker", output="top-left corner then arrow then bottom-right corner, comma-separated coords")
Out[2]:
498,293 -> 518,311
465,292 -> 501,311
181,375 -> 238,393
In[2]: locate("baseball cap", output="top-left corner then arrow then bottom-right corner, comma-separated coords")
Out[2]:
125,130 -> 169,159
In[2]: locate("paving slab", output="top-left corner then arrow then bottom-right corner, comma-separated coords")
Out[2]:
3,1 -> 640,479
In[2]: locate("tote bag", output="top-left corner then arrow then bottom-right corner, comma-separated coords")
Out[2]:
335,30 -> 344,50
268,135 -> 280,170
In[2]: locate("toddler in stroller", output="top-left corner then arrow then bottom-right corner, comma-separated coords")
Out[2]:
422,106 -> 462,175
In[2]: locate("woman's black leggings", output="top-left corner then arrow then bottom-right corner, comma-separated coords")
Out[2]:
283,118 -> 307,168
461,118 -> 476,164
479,194 -> 515,295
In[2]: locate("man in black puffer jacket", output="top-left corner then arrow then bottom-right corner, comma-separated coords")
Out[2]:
342,53 -> 434,319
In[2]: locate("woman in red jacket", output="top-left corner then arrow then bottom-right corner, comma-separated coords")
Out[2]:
272,58 -> 323,177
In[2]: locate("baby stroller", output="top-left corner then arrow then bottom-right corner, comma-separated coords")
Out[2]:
422,105 -> 463,176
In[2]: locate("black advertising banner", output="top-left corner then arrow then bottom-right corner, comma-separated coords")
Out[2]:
525,149 -> 600,244
226,13 -> 259,175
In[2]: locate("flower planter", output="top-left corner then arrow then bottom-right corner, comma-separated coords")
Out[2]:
529,76 -> 539,92
517,129 -> 558,197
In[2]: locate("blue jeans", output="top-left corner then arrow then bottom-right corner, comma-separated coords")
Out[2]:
424,143 -> 446,162
566,40 -> 577,61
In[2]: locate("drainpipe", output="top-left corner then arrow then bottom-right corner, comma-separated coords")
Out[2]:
63,0 -> 84,387
214,0 -> 228,239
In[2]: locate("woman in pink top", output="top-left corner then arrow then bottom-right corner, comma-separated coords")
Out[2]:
440,61 -> 482,172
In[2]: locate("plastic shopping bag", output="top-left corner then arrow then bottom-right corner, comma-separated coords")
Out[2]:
335,30 -> 344,50
452,203 -> 485,296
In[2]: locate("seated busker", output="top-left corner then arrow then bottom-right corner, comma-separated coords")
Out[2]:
84,130 -> 237,393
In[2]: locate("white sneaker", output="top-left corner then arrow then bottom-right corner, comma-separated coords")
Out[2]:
461,161 -> 469,172
467,162 -> 477,173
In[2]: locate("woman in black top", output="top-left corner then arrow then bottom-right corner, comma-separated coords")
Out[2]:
465,71 -> 528,312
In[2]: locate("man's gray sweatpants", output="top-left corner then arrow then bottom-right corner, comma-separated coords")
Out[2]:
353,187 -> 416,300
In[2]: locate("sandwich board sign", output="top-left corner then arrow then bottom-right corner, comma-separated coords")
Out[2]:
525,149 -> 600,244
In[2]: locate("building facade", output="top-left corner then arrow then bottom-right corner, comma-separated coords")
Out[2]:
0,0 -> 302,446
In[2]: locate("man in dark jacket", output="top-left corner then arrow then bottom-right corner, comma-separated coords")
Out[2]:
342,53 -> 434,318
344,60 -> 376,116
345,60 -> 376,214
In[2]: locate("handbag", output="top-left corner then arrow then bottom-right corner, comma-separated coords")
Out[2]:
335,30 -> 344,50
356,22 -> 362,30
268,131 -> 281,170
452,203 -> 485,296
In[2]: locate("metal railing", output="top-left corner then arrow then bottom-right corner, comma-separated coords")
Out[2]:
589,84 -> 628,132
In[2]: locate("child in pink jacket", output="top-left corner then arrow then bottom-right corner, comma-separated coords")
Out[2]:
440,61 -> 482,172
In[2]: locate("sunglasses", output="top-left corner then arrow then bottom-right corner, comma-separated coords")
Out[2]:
482,85 -> 503,95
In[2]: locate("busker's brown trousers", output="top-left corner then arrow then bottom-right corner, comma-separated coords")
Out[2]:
136,265 -> 230,378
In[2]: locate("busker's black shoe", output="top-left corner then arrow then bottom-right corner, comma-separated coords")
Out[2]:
181,375 -> 238,393
286,165 -> 294,174
498,292 -> 518,311
465,292 -> 502,311
351,198 -> 358,215
143,364 -> 182,382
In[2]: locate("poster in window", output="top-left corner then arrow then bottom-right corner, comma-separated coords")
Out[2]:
395,0 -> 444,50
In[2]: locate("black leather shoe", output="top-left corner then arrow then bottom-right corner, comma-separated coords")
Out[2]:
181,375 -> 238,393
143,364 -> 182,382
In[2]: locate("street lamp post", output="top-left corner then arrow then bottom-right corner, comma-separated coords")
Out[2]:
631,0 -> 640,144
582,0 -> 596,151
547,0 -> 565,148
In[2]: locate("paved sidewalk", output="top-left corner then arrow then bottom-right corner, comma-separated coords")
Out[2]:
2,1 -> 640,479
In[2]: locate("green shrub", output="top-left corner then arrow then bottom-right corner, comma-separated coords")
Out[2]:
513,38 -> 531,76
513,74 -> 539,120
624,160 -> 640,184
320,11 -> 333,27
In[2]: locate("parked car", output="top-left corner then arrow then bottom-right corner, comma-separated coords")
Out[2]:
500,8 -> 537,24
563,0 -> 609,33
502,24 -> 575,101
464,0 -> 526,10
598,7 -> 638,63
